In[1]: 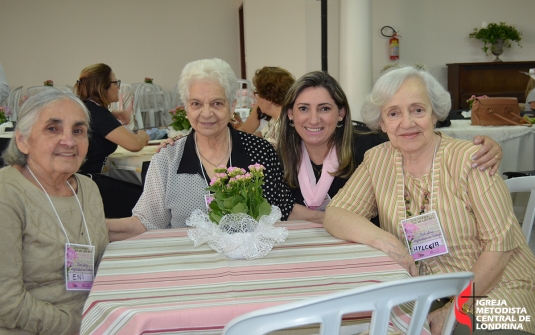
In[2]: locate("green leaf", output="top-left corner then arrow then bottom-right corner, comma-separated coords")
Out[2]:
255,201 -> 272,221
209,211 -> 222,224
231,202 -> 247,214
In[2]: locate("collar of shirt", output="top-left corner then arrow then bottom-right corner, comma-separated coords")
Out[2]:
177,124 -> 252,176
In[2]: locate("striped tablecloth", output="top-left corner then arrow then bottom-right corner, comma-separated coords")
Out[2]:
81,221 -> 427,335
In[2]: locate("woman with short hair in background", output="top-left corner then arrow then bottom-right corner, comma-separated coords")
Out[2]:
239,66 -> 294,146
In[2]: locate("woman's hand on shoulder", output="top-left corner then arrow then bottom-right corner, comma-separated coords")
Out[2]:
471,135 -> 502,175
155,136 -> 182,153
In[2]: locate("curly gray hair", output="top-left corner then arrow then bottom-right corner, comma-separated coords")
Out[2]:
178,58 -> 238,112
360,66 -> 451,130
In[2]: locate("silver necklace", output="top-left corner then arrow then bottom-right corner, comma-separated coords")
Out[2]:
195,128 -> 231,167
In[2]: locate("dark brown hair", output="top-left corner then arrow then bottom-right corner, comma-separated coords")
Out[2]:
277,71 -> 355,188
253,67 -> 295,121
75,63 -> 113,107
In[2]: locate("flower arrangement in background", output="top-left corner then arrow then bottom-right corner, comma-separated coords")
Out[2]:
43,80 -> 54,86
0,106 -> 13,124
144,77 -> 153,84
206,164 -> 272,224
169,106 -> 191,131
466,95 -> 488,110
469,22 -> 522,55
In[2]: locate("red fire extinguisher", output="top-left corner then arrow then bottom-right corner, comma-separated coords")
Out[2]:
381,26 -> 400,60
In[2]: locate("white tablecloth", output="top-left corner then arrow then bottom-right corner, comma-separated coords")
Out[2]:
440,120 -> 535,177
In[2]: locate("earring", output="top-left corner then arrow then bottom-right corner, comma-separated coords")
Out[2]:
336,120 -> 343,128
289,119 -> 295,128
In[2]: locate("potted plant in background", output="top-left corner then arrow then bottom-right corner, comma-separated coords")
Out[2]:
469,22 -> 522,62
144,77 -> 153,84
43,79 -> 54,86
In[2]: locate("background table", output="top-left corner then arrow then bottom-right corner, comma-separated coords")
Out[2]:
81,221 -> 423,335
439,120 -> 535,177
102,145 -> 159,185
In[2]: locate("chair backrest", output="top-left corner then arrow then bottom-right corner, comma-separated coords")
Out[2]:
504,176 -> 535,242
171,84 -> 180,108
223,272 -> 473,335
27,86 -> 57,97
235,79 -> 253,108
235,79 -> 254,120
7,86 -> 22,121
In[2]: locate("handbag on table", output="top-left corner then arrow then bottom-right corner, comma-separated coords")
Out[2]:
471,97 -> 531,127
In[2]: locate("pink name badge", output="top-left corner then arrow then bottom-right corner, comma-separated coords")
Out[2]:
401,210 -> 448,261
65,243 -> 95,291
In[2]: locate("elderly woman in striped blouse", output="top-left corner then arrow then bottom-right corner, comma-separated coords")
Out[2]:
324,66 -> 535,335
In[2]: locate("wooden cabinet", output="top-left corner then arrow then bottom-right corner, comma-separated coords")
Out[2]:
447,61 -> 535,109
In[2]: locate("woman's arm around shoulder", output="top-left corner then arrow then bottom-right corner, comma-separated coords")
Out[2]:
106,126 -> 149,152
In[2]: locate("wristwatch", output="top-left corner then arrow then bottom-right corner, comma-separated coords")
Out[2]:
450,297 -> 472,314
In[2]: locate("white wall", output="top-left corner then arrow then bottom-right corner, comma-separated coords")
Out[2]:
0,0 -> 242,95
1,0 -> 533,102
371,0 -> 535,88
243,0 -> 321,80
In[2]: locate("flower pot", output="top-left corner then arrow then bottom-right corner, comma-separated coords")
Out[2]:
186,207 -> 287,260
491,39 -> 504,62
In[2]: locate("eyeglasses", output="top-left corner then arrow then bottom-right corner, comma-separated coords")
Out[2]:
110,80 -> 121,88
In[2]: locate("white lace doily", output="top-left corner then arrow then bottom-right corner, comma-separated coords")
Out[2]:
186,206 -> 288,260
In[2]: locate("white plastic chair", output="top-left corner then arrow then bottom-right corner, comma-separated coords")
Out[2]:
27,85 -> 57,97
170,83 -> 181,108
7,86 -> 22,121
133,84 -> 167,128
504,176 -> 535,242
223,272 -> 474,335
234,79 -> 254,120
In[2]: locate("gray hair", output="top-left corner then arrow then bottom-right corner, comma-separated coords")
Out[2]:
361,66 -> 451,130
2,90 -> 90,166
178,58 -> 238,112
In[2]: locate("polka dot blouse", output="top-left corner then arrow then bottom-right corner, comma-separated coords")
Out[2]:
133,126 -> 294,229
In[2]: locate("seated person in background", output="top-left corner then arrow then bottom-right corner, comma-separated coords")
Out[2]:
107,58 -> 322,242
524,68 -> 535,112
238,66 -> 295,146
75,63 -> 149,218
277,71 -> 502,220
0,90 -> 108,334
324,66 -> 535,335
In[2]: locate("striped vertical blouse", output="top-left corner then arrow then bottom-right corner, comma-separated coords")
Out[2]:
329,134 -> 535,334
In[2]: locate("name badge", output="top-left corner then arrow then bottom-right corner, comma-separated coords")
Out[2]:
65,243 -> 95,291
305,193 -> 331,212
400,210 -> 448,261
